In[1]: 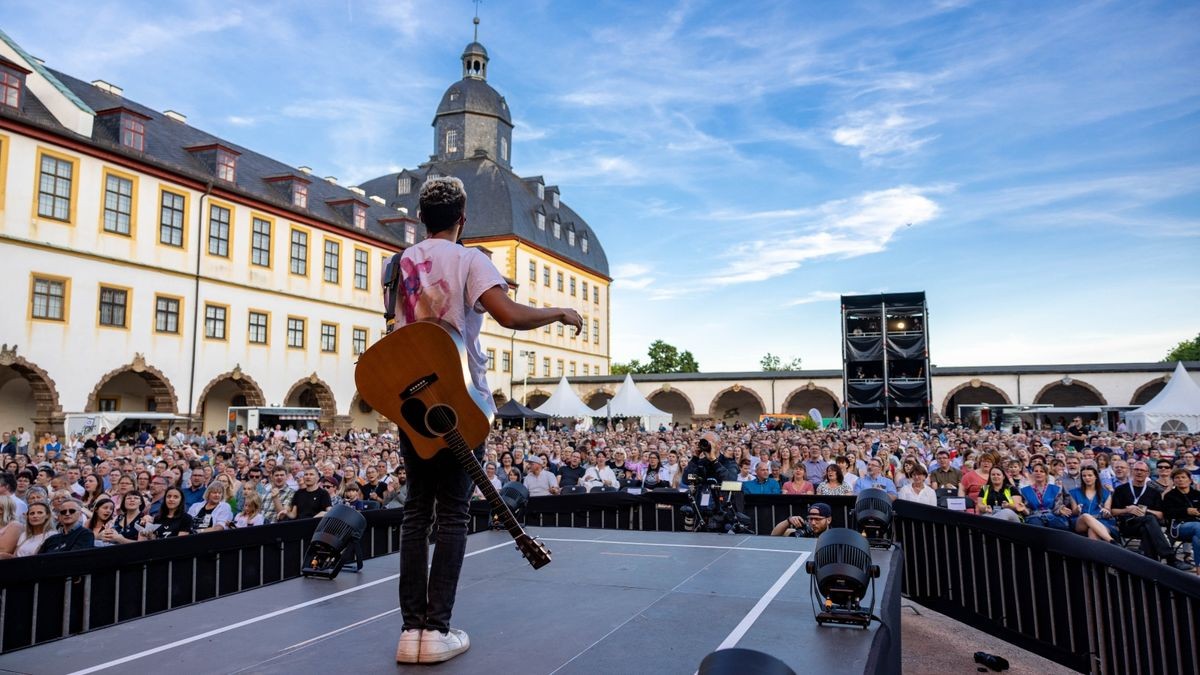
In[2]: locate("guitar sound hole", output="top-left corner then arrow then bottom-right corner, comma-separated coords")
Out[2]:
425,404 -> 458,435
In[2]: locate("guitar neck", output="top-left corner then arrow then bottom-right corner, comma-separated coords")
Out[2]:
446,430 -> 527,541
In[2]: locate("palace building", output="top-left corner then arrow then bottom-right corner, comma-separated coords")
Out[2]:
0,26 -> 610,436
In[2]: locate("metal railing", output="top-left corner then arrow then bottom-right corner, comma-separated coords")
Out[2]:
894,500 -> 1200,675
0,508 -> 407,653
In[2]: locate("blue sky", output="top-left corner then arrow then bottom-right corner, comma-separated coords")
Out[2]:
5,0 -> 1198,371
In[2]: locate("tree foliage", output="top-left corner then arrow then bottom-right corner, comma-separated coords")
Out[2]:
760,352 -> 803,371
1164,333 -> 1200,362
612,340 -> 700,374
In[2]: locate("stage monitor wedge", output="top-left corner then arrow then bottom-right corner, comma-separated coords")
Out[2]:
841,292 -> 931,427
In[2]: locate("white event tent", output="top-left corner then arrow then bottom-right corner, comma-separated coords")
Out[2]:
534,376 -> 596,419
597,374 -> 673,429
1125,362 -> 1200,433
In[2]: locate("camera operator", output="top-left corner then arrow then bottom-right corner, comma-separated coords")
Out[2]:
770,502 -> 833,538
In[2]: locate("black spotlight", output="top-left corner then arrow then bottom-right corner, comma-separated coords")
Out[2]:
496,481 -> 529,528
853,488 -> 894,547
302,504 -> 367,579
698,648 -> 796,675
805,528 -> 880,628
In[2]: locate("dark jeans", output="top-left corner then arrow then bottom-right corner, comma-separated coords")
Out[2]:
399,443 -> 480,633
1119,514 -> 1173,559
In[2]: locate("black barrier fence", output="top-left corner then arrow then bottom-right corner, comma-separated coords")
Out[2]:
468,491 -> 857,534
894,500 -> 1200,675
865,546 -> 904,675
0,508 -> 408,654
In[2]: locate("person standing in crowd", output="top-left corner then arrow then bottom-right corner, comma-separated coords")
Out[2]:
288,468 -> 331,520
388,176 -> 582,665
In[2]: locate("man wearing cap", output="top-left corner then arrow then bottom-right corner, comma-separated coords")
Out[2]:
522,456 -> 558,497
770,503 -> 833,537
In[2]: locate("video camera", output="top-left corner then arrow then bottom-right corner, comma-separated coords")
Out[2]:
681,477 -> 753,534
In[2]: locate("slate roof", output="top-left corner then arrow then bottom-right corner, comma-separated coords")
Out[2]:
0,64 -> 414,249
359,158 -> 610,277
435,77 -> 512,125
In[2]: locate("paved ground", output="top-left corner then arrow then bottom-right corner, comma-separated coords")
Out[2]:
901,600 -> 1077,675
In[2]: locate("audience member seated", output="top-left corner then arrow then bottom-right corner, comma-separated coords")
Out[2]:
144,487 -> 191,539
188,484 -> 234,534
1019,464 -> 1072,530
856,459 -> 898,500
977,468 -> 1023,523
40,497 -> 94,553
782,464 -> 814,495
1112,461 -> 1192,571
1163,469 -> 1200,574
898,464 -> 936,505
1068,466 -> 1117,543
3,501 -> 50,557
742,461 -> 781,495
522,456 -> 559,497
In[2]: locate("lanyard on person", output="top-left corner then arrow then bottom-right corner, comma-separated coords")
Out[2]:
1130,482 -> 1148,506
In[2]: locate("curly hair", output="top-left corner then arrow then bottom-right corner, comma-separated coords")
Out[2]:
418,176 -> 467,234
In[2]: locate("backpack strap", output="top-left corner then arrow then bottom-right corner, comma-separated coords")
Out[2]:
381,252 -> 404,333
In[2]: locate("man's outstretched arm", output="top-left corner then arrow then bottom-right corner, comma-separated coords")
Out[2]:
479,286 -> 583,333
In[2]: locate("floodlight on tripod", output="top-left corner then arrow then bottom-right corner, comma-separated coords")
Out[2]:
805,528 -> 880,628
853,488 -> 894,547
301,504 -> 367,579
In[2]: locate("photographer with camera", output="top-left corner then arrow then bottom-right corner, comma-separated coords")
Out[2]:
770,502 -> 833,538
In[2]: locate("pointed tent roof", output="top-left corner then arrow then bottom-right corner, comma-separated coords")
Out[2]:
1134,362 -> 1200,414
534,376 -> 596,418
601,374 -> 672,418
495,399 -> 549,420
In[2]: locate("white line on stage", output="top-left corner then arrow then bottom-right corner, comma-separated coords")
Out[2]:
539,536 -> 803,554
64,540 -> 514,675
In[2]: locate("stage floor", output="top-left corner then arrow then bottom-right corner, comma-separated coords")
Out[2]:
3,528 -> 894,675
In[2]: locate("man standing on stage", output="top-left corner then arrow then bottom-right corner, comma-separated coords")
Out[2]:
392,177 -> 581,664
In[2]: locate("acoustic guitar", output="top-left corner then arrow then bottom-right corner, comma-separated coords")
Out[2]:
354,320 -> 551,570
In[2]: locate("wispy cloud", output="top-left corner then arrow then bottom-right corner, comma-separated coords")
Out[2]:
611,263 -> 655,290
832,107 -> 937,162
225,115 -> 256,127
786,291 -> 858,306
709,186 -> 941,286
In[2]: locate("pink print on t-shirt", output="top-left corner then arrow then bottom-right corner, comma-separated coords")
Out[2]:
400,257 -> 452,323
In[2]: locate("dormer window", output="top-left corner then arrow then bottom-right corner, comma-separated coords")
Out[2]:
537,184 -> 544,200
188,143 -> 241,183
501,138 -> 508,161
404,223 -> 416,244
552,219 -> 561,239
552,192 -> 560,208
398,176 -> 411,194
354,204 -> 367,230
581,235 -> 589,253
292,182 -> 308,208
1,70 -> 22,108
568,230 -> 575,246
120,116 -> 145,151
536,211 -> 545,230
217,150 -> 237,182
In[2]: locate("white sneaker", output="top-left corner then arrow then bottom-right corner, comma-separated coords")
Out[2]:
418,628 -> 470,663
396,628 -> 422,664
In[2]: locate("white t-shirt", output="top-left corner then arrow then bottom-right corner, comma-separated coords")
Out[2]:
391,239 -> 507,413
898,484 -> 937,506
523,469 -> 557,497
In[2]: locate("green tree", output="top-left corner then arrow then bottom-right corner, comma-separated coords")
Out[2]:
760,352 -> 803,371
616,340 -> 700,374
1164,333 -> 1200,362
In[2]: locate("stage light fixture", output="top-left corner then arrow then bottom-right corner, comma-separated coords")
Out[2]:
805,528 -> 880,628
698,648 -> 796,675
301,504 -> 367,579
854,488 -> 894,547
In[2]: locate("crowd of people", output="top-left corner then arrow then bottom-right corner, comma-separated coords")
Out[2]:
1,417 -> 1198,573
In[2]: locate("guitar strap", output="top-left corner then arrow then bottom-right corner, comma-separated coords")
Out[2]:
381,252 -> 404,333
